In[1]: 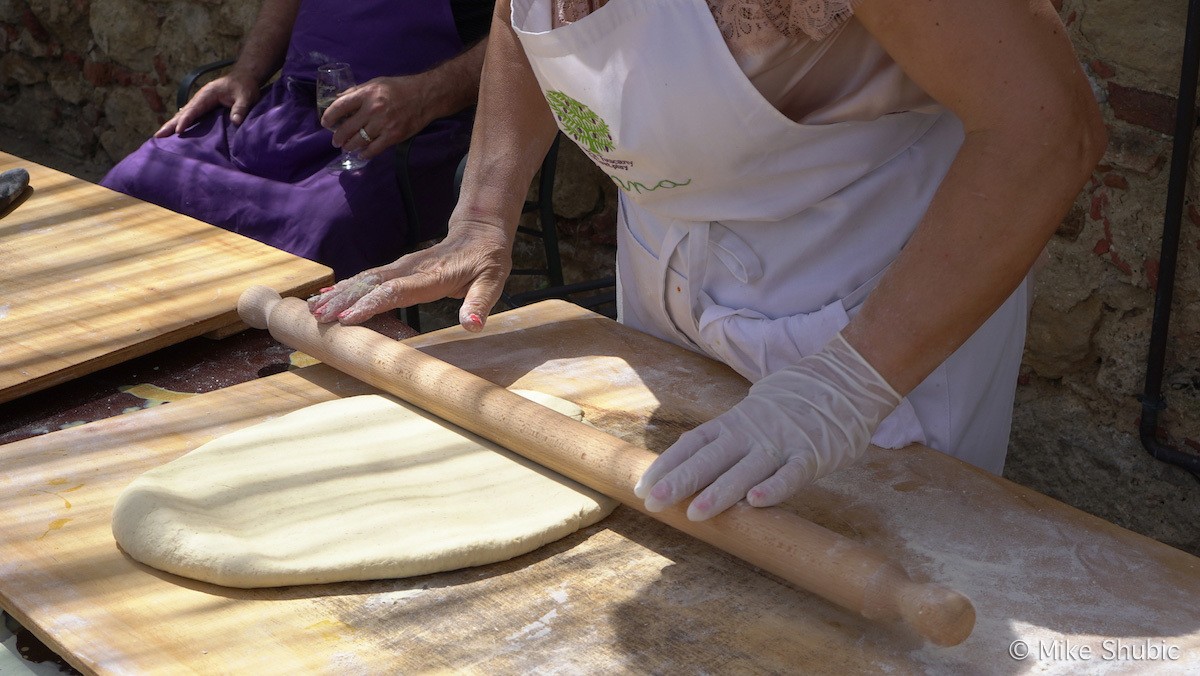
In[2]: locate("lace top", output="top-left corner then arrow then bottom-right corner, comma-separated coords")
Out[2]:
708,0 -> 860,43
551,0 -> 935,124
556,0 -> 858,41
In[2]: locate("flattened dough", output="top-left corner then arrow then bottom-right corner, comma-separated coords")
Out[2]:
112,392 -> 616,588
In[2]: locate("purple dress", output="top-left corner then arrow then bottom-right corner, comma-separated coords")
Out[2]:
101,0 -> 472,278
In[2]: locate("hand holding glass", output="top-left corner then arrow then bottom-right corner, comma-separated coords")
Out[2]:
316,62 -> 368,172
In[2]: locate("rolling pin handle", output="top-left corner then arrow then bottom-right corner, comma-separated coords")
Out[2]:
895,580 -> 976,647
858,561 -> 975,646
237,285 -> 284,330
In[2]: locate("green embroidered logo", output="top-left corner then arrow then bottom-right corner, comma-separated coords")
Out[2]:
545,89 -> 691,194
546,91 -> 613,155
608,175 -> 694,194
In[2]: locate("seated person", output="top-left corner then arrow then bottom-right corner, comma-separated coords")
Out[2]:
102,0 -> 494,278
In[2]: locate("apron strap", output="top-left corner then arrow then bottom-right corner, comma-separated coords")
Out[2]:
655,222 -> 702,348
656,220 -> 770,350
708,222 -> 763,284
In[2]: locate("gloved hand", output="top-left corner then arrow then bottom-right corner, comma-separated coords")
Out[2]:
634,332 -> 901,521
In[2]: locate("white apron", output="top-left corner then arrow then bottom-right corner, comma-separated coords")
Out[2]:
512,0 -> 1028,473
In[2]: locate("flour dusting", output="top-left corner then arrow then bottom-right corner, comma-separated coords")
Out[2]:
507,609 -> 558,642
362,588 -> 425,610
327,650 -> 371,675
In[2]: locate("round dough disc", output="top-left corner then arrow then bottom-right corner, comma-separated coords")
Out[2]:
508,389 -> 584,421
112,392 -> 616,588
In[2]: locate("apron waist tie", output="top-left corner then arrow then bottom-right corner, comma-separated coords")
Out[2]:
696,265 -> 886,382
656,218 -> 886,378
694,264 -> 926,451
657,221 -> 766,350
652,220 -> 925,450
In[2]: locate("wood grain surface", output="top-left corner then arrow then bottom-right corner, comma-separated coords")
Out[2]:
1,301 -> 1198,674
0,151 -> 333,404
239,287 -> 977,646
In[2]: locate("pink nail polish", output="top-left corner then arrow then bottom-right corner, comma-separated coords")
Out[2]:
337,310 -> 350,319
319,286 -> 334,293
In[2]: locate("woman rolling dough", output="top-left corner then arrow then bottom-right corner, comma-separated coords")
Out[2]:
308,0 -> 1106,521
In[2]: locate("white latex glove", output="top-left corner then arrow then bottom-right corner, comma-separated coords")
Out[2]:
634,332 -> 901,521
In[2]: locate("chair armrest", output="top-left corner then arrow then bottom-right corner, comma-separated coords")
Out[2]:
176,58 -> 237,109
394,138 -> 423,249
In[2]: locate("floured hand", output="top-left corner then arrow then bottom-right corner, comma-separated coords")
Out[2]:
307,220 -> 513,331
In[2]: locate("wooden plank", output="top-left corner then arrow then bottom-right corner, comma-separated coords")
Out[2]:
0,152 -> 333,404
1,301 -> 1198,674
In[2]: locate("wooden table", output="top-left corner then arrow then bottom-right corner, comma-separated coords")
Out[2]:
0,152 -> 333,404
2,301 -> 1197,674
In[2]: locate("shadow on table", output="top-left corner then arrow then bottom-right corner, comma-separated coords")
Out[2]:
404,310 -> 1200,672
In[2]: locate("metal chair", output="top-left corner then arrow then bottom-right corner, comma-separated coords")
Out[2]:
1138,0 -> 1200,476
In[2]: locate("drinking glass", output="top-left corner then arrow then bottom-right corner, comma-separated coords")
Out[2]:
316,62 -> 368,172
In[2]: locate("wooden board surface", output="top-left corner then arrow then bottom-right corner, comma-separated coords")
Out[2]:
0,151 -> 333,404
1,301 -> 1198,674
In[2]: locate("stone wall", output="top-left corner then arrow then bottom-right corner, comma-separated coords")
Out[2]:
1031,1 -> 1199,449
1,1 -> 1197,546
0,0 -> 256,163
1012,0 -> 1199,553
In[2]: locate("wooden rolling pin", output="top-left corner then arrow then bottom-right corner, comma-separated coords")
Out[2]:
238,286 -> 975,646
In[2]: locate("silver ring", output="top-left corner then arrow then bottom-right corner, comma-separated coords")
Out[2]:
358,128 -> 372,143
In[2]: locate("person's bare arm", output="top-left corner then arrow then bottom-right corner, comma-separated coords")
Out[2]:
636,0 -> 1107,520
309,0 -> 560,330
326,37 -> 490,159
156,0 -> 300,135
455,0 -> 561,265
842,0 -> 1106,394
